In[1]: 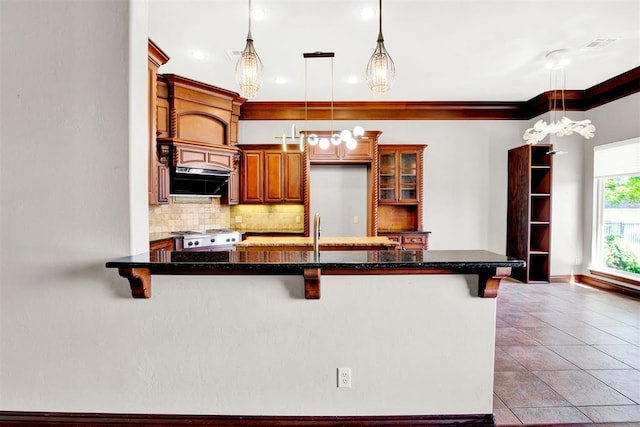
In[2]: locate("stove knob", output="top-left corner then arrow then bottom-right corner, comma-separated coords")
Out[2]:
194,241 -> 199,246
187,241 -> 193,247
210,238 -> 216,243
226,237 -> 230,242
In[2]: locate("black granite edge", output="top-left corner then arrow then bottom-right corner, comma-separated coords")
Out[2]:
106,260 -> 524,271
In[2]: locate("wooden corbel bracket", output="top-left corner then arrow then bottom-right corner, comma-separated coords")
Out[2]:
118,267 -> 151,298
478,267 -> 512,298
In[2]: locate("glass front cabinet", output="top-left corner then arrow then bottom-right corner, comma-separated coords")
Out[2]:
379,147 -> 421,204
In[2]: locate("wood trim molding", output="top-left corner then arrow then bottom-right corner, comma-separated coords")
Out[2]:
0,411 -> 496,426
240,67 -> 640,121
548,274 -> 640,299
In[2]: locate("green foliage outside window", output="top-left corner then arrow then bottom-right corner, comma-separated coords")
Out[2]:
605,176 -> 640,207
605,235 -> 640,274
603,176 -> 640,275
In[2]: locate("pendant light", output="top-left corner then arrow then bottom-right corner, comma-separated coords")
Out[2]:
523,50 -> 596,146
366,0 -> 395,96
280,52 -> 365,152
235,0 -> 263,99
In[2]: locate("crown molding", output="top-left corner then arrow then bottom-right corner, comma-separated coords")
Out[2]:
240,66 -> 640,121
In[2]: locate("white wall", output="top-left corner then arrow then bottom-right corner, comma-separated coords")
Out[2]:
0,0 -> 143,410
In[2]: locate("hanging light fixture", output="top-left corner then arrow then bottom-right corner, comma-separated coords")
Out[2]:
235,0 -> 263,99
523,50 -> 596,146
366,0 -> 395,96
281,52 -> 365,152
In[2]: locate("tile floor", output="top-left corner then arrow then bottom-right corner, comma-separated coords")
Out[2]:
494,280 -> 640,426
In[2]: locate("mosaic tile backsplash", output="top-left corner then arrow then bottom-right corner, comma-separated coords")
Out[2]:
149,199 -> 305,233
230,204 -> 305,233
149,197 -> 230,233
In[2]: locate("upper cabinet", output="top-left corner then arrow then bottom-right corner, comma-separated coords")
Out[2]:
376,145 -> 427,235
148,39 -> 170,205
239,145 -> 304,204
378,146 -> 423,204
160,74 -> 245,146
307,131 -> 381,163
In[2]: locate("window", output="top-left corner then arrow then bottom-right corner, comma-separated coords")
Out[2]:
593,138 -> 640,278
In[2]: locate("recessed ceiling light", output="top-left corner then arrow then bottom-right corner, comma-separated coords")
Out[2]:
191,50 -> 206,60
346,75 -> 359,84
275,76 -> 288,84
251,8 -> 265,20
360,7 -> 376,20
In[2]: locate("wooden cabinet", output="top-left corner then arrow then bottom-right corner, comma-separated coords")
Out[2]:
240,146 -> 304,204
376,145 -> 426,235
379,147 -> 421,203
306,131 -> 380,164
150,238 -> 174,262
380,232 -> 430,250
148,39 -> 170,205
507,144 -> 552,283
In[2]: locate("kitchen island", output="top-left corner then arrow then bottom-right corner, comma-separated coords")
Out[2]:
105,249 -> 523,425
235,236 -> 400,251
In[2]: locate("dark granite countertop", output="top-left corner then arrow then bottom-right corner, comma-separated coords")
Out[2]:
378,231 -> 432,234
107,249 -> 523,271
106,250 -> 524,299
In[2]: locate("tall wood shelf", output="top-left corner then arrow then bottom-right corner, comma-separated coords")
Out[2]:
507,144 -> 552,283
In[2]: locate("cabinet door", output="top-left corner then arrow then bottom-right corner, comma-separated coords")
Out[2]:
284,152 -> 303,202
241,151 -> 263,203
224,168 -> 239,205
379,151 -> 398,202
398,152 -> 419,202
307,143 -> 340,162
264,152 -> 285,203
341,139 -> 374,161
150,238 -> 174,262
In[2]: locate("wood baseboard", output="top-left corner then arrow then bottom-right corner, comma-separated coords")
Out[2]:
0,411 -> 495,426
578,274 -> 640,299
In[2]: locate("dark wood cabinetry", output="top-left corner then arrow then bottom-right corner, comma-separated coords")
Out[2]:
240,146 -> 304,204
307,136 -> 375,163
376,145 -> 426,237
507,144 -> 553,283
380,232 -> 430,250
148,39 -> 170,205
149,238 -> 174,262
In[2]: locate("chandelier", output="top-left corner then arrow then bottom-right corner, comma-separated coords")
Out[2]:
366,0 -> 395,96
523,50 -> 596,145
281,52 -> 365,152
235,0 -> 263,99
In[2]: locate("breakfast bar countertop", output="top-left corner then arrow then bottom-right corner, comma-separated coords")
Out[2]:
106,249 -> 525,300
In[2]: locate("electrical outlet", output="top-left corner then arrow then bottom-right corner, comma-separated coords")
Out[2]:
352,216 -> 359,223
235,215 -> 242,223
337,368 -> 351,388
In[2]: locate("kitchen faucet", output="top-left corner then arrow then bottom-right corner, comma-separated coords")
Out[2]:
313,213 -> 321,256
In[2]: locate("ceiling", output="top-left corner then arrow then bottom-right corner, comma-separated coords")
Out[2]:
148,0 -> 640,103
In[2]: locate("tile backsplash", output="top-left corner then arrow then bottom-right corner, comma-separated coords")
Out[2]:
149,197 -> 230,233
230,204 -> 305,233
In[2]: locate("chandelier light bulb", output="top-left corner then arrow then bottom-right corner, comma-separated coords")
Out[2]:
331,133 -> 342,145
307,134 -> 319,146
340,129 -> 352,142
353,126 -> 365,137
319,137 -> 330,150
346,138 -> 358,150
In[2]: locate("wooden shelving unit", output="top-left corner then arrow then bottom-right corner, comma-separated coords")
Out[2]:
507,144 -> 552,283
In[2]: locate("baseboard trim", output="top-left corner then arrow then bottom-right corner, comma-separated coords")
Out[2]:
578,274 -> 640,299
0,411 -> 496,426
